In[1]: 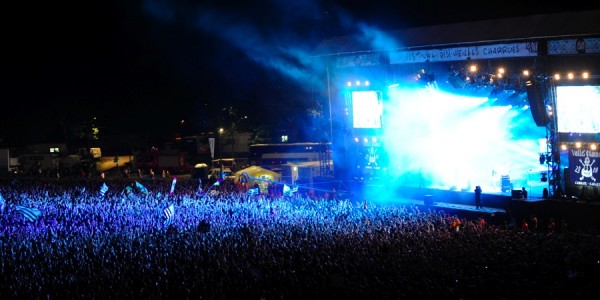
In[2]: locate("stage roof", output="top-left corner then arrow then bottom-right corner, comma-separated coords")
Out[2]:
312,10 -> 600,56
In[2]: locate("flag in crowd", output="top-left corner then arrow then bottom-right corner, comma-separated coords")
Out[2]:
0,193 -> 5,211
135,181 -> 149,194
163,204 -> 175,226
170,177 -> 177,195
15,205 -> 41,222
100,183 -> 109,197
247,188 -> 259,196
283,184 -> 298,197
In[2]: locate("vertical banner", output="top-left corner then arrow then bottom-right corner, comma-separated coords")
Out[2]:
569,149 -> 599,187
209,138 -> 215,159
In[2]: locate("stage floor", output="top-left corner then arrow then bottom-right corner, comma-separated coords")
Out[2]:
367,195 -> 507,215
359,185 -> 600,232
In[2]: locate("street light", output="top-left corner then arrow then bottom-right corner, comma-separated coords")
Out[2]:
219,128 -> 224,179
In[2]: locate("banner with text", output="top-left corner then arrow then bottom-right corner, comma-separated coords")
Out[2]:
548,38 -> 600,55
336,53 -> 382,68
569,149 -> 599,187
389,42 -> 538,64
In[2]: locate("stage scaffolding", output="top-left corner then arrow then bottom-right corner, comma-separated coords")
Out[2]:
543,78 -> 561,197
319,141 -> 333,178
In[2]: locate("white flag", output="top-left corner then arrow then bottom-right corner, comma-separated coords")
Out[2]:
247,188 -> 259,196
100,183 -> 109,197
15,205 -> 41,222
163,204 -> 175,226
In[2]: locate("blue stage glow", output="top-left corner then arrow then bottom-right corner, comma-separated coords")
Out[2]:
378,84 -> 547,197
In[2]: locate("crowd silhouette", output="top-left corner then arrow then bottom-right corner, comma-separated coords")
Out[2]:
1,177 -> 599,299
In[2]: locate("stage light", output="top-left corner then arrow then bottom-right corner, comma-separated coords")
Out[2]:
591,144 -> 597,151
354,137 -> 359,143
540,172 -> 547,182
583,72 -> 591,79
355,81 -> 361,86
416,69 -> 435,84
363,137 -> 368,143
364,81 -> 370,86
576,142 -> 582,148
415,69 -> 425,81
523,70 -> 530,77
539,153 -> 546,164
347,81 -> 352,87
561,144 -> 568,151
469,64 -> 477,73
554,73 -> 561,80
567,72 -> 574,80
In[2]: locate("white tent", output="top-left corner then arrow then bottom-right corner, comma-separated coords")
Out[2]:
235,166 -> 281,193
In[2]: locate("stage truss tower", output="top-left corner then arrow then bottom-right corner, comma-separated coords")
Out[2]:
543,77 -> 561,197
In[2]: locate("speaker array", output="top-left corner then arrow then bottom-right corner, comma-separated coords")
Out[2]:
525,80 -> 549,127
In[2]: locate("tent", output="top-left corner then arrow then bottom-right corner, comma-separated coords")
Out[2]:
192,163 -> 208,180
235,166 -> 281,193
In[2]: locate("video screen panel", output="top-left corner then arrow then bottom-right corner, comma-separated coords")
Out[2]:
352,91 -> 382,129
556,85 -> 600,133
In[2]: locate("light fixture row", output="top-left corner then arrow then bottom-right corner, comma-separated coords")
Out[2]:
560,143 -> 598,151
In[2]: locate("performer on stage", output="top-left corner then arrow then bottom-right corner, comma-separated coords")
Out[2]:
474,186 -> 482,209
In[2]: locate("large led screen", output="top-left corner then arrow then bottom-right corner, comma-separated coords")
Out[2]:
380,85 -> 547,196
352,91 -> 382,129
556,85 -> 600,133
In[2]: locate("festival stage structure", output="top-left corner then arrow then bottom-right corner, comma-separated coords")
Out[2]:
310,10 -> 600,228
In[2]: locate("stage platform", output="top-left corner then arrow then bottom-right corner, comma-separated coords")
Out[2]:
356,184 -> 600,233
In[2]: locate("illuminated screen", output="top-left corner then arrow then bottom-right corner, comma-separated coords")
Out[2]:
352,91 -> 382,128
556,85 -> 600,133
377,85 -> 547,198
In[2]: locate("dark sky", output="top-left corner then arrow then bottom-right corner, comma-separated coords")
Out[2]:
2,0 -> 598,147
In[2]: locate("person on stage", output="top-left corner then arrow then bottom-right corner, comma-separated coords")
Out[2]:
474,186 -> 482,209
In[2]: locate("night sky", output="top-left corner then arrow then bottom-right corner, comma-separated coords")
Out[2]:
2,1 -> 597,147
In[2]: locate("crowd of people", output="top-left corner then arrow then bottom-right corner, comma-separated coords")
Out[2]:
1,177 -> 599,299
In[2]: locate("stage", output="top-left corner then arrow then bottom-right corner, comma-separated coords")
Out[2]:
353,183 -> 600,233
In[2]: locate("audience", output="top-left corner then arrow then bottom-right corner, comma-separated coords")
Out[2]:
0,177 -> 598,299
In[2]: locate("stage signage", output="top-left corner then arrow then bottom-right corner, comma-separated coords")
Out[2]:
364,146 -> 381,170
389,42 -> 538,64
548,38 -> 600,55
336,53 -> 382,68
569,149 -> 599,187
